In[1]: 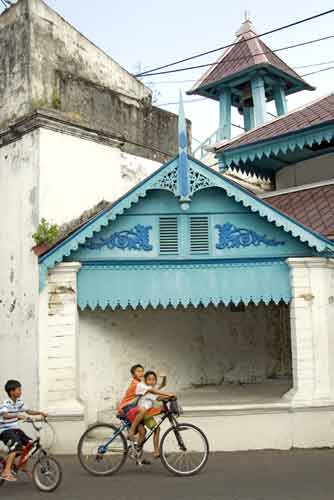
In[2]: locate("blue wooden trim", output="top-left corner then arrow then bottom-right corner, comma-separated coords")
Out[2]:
219,89 -> 232,140
273,86 -> 288,116
178,93 -> 190,199
38,153 -> 334,285
79,257 -> 289,268
77,258 -> 292,310
191,64 -> 313,100
243,107 -> 255,131
219,123 -> 334,169
251,76 -> 267,126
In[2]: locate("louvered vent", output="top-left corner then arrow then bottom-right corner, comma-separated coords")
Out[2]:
159,217 -> 179,255
190,216 -> 209,254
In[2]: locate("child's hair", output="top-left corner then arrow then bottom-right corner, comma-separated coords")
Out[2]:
130,364 -> 144,376
144,371 -> 157,382
5,380 -> 21,396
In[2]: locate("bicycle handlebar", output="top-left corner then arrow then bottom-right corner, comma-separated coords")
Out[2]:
23,417 -> 47,432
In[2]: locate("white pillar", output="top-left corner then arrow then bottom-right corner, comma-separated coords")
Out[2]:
287,258 -> 334,406
41,262 -> 83,417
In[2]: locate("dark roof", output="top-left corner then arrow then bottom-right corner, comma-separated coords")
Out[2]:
189,20 -> 312,96
216,93 -> 334,153
35,200 -> 111,256
265,183 -> 334,239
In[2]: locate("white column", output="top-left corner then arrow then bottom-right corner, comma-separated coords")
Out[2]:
43,262 -> 83,417
287,258 -> 334,406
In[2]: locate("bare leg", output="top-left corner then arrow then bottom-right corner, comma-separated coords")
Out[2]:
137,424 -> 146,446
128,409 -> 147,439
2,452 -> 17,481
153,428 -> 160,458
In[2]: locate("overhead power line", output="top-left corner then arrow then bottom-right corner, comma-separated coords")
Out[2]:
136,8 -> 334,77
157,67 -> 334,107
139,34 -> 333,77
146,58 -> 334,86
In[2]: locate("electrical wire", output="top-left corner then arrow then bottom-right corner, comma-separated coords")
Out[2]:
0,0 -> 8,9
156,66 -> 334,107
136,9 -> 334,77
147,58 -> 334,86
139,35 -> 333,77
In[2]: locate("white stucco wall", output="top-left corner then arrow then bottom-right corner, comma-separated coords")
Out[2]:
276,153 -> 334,190
39,129 -> 161,224
0,132 -> 40,406
78,304 -> 291,416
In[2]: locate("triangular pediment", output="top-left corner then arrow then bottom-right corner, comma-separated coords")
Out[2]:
39,154 -> 334,290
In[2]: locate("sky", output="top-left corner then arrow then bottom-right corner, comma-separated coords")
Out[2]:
35,1 -> 334,145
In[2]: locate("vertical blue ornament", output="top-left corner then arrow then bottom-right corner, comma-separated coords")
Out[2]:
178,91 -> 190,201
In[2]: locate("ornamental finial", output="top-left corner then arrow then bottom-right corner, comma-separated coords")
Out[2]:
178,91 -> 190,201
178,90 -> 187,153
236,11 -> 255,36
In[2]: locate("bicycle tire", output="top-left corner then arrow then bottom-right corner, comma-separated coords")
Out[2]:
32,455 -> 62,492
160,422 -> 209,476
77,423 -> 128,476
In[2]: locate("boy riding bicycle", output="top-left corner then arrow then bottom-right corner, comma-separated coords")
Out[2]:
0,380 -> 47,482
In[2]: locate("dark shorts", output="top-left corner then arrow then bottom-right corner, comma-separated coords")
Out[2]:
0,429 -> 31,452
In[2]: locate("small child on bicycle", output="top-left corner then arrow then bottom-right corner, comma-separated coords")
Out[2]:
0,380 -> 47,482
127,371 -> 175,458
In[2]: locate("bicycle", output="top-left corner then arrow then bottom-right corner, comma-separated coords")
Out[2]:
0,418 -> 62,492
78,398 -> 209,477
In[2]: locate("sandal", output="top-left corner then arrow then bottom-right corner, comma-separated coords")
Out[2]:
1,474 -> 17,482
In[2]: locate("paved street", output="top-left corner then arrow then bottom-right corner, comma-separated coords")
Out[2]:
2,450 -> 334,500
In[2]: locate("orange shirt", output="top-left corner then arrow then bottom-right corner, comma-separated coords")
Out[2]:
117,379 -> 138,413
117,378 -> 161,417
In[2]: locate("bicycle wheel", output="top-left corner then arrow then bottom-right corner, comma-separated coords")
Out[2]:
160,422 -> 209,476
32,456 -> 62,492
39,421 -> 56,451
77,423 -> 127,476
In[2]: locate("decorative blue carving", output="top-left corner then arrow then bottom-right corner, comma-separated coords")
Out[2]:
84,225 -> 153,251
216,223 -> 285,249
178,92 -> 190,200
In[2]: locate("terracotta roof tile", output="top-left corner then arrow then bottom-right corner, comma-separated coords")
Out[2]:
265,184 -> 334,239
189,20 -> 312,95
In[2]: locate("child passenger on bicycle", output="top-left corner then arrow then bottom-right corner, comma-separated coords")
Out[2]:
127,371 -> 175,458
0,380 -> 47,482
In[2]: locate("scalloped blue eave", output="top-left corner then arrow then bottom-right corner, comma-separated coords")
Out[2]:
220,124 -> 334,170
77,260 -> 292,310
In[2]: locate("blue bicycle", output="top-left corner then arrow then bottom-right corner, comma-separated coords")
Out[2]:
77,398 -> 209,477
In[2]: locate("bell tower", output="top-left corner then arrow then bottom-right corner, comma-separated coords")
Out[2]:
188,15 -> 314,139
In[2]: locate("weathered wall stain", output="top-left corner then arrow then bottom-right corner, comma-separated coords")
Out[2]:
0,0 -> 187,162
79,302 -> 292,413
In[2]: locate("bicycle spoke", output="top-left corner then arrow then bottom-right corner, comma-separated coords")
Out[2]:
78,424 -> 127,476
161,424 -> 209,476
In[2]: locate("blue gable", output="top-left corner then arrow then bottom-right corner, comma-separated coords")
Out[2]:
69,187 -> 317,263
38,108 -> 334,309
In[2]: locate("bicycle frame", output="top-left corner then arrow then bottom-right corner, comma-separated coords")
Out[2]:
99,409 -> 178,453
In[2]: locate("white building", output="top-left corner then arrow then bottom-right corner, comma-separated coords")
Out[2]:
1,4 -> 334,455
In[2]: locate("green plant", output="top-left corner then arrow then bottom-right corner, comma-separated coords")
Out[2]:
33,218 -> 59,246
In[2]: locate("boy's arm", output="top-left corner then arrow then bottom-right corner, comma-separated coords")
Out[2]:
158,375 -> 167,390
2,412 -> 25,421
147,387 -> 175,398
26,409 -> 48,418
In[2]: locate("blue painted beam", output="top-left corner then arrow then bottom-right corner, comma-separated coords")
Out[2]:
251,76 -> 267,126
243,106 -> 255,131
219,88 -> 232,140
273,86 -> 288,116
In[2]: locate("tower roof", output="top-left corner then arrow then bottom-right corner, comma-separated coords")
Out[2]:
188,17 -> 314,100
